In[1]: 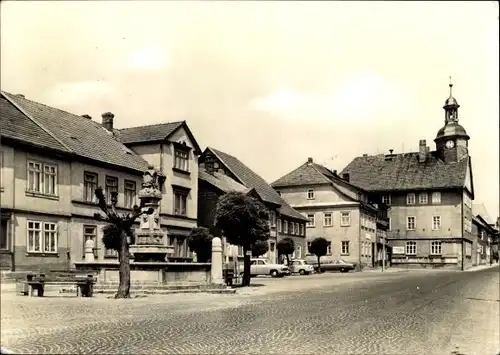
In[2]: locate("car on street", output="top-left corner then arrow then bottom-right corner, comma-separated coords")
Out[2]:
239,258 -> 290,277
313,259 -> 356,273
289,259 -> 315,275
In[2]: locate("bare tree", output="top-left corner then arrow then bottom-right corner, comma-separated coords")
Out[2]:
93,187 -> 153,298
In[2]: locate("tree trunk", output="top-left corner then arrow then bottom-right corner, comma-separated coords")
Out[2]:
242,244 -> 251,287
317,256 -> 321,273
115,230 -> 131,299
286,254 -> 290,266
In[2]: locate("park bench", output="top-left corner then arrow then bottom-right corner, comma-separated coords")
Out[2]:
18,272 -> 96,297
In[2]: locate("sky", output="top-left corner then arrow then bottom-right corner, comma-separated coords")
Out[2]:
1,1 -> 499,220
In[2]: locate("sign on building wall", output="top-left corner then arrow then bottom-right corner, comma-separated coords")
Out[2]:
393,246 -> 405,254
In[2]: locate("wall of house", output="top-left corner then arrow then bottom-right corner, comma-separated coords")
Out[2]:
127,127 -> 198,234
386,190 -> 463,239
278,184 -> 354,207
390,238 -> 463,269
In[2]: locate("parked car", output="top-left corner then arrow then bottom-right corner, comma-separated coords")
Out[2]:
314,259 -> 356,273
289,259 -> 315,275
238,258 -> 290,277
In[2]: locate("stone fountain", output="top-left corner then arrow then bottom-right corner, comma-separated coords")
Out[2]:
129,166 -> 174,262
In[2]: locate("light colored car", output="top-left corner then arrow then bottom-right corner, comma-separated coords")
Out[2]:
289,259 -> 315,275
239,258 -> 290,277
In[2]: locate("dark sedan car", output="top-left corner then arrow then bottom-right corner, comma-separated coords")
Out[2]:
314,259 -> 356,273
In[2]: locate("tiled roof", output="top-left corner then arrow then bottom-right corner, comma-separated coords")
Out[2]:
1,95 -> 69,153
116,121 -> 184,144
271,162 -> 331,188
2,92 -> 148,172
207,147 -> 308,222
199,169 -> 252,194
472,203 -> 493,224
340,152 -> 469,192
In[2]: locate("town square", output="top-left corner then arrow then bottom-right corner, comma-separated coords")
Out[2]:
1,1 -> 499,355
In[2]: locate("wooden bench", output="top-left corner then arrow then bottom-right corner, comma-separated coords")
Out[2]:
20,273 -> 96,297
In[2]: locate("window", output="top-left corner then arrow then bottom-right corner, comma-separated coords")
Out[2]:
124,180 -> 136,208
277,219 -> 282,233
407,216 -> 416,230
300,224 -> 304,236
0,151 -> 3,189
327,241 -> 332,255
296,246 -> 302,259
105,176 -> 118,203
307,241 -> 312,254
174,149 -> 189,171
284,221 -> 288,234
382,195 -> 391,205
406,193 -> 416,205
340,212 -> 351,227
341,241 -> 349,255
324,212 -> 333,227
432,216 -> 441,230
294,223 -> 299,235
406,241 -> 416,255
430,241 -> 442,255
270,212 -> 276,227
306,213 -> 315,227
237,245 -> 244,257
290,222 -> 295,234
83,225 -> 98,258
27,161 -> 57,195
419,193 -> 428,204
176,238 -> 186,257
307,189 -> 315,199
174,190 -> 188,216
0,219 -> 8,250
27,221 -> 57,253
480,230 -> 485,240
388,217 -> 391,231
432,192 -> 441,204
84,172 -> 98,202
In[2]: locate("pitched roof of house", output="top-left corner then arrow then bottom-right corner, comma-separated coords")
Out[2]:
340,152 -> 469,192
1,92 -> 148,172
1,95 -> 69,153
472,203 -> 493,225
116,121 -> 202,154
199,169 -> 253,194
206,147 -> 308,222
271,161 -> 332,188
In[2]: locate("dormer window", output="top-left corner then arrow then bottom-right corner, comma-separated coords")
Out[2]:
406,193 -> 416,205
307,189 -> 315,199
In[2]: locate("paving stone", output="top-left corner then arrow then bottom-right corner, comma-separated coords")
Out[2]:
1,267 -> 499,355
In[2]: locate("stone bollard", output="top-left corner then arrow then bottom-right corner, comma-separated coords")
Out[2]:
84,239 -> 95,262
211,237 -> 224,285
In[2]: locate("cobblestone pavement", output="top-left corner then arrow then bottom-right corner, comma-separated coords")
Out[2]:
1,266 -> 499,355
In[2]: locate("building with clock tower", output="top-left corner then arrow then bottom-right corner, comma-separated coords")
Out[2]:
340,82 -> 477,270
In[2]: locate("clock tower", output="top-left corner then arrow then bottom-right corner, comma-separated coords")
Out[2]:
434,80 -> 470,163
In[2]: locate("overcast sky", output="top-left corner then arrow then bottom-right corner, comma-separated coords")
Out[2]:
1,1 -> 499,220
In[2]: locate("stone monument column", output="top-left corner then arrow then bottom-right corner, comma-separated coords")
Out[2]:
211,237 -> 224,285
129,165 -> 174,262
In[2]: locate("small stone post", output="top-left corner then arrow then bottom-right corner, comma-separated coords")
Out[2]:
84,239 -> 95,263
211,237 -> 223,285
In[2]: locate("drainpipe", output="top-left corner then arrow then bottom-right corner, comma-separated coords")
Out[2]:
461,194 -> 465,271
358,209 -> 362,272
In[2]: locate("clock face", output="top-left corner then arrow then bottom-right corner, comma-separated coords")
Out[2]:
445,140 -> 455,149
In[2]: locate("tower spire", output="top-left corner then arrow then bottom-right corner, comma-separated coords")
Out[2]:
449,76 -> 453,96
443,78 -> 459,124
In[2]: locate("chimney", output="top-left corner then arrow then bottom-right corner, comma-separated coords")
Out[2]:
419,139 -> 427,163
389,149 -> 394,155
307,157 -> 313,164
332,169 -> 337,175
342,173 -> 350,182
81,114 -> 92,120
101,112 -> 114,131
363,154 -> 368,157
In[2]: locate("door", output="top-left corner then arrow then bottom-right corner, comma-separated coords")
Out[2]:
268,242 -> 276,264
0,218 -> 12,270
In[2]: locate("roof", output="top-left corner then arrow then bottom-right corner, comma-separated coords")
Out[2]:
116,121 -> 202,154
0,96 -> 69,153
116,121 -> 183,144
271,162 -> 332,188
199,169 -> 253,194
340,152 -> 469,192
472,203 -> 493,225
1,92 -> 148,172
206,147 -> 308,222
